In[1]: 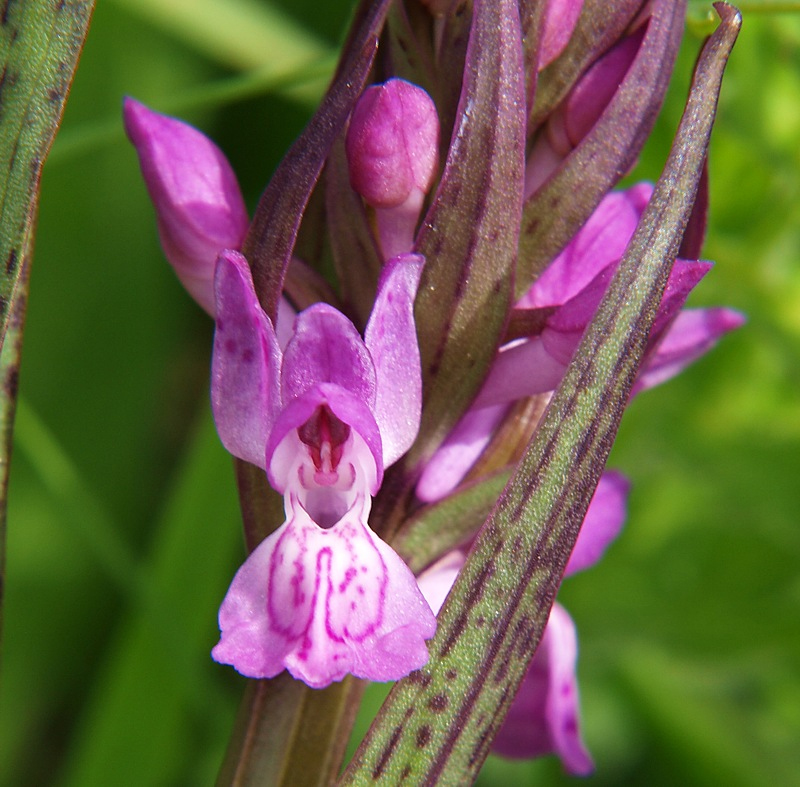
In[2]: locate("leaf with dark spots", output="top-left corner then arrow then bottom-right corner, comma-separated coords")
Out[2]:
0,0 -> 93,346
517,0 -> 687,296
409,0 -> 526,469
244,0 -> 393,324
340,6 -> 740,784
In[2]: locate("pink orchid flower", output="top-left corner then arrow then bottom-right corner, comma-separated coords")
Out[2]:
209,250 -> 436,688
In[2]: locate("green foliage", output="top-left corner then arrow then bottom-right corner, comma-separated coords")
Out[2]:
1,2 -> 799,785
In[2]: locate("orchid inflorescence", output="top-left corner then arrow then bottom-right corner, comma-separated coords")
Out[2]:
125,0 -> 741,780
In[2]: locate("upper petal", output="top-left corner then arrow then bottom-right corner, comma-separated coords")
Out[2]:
364,254 -> 425,467
281,304 -> 377,410
266,383 -> 383,493
211,250 -> 281,469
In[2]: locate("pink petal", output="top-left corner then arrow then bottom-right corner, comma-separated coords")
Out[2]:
281,304 -> 377,410
364,254 -> 425,467
212,493 -> 436,687
648,260 -> 712,341
416,403 -> 508,502
562,28 -> 645,146
417,550 -> 467,615
519,184 -> 652,308
474,340 -> 564,409
211,251 -> 281,469
542,259 -> 711,368
493,604 -> 594,776
634,307 -> 746,394
565,470 -> 630,577
540,0 -> 584,68
123,98 -> 249,315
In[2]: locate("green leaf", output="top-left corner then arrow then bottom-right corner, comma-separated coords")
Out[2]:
340,5 -> 741,784
0,0 -> 93,651
0,254 -> 27,657
410,0 -> 527,467
0,0 -> 93,345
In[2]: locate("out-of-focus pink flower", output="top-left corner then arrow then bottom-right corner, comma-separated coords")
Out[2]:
123,98 -> 249,315
417,471 -> 630,774
210,251 -> 436,688
346,79 -> 439,260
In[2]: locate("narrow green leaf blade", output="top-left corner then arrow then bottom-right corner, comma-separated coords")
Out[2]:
0,0 -> 94,344
0,0 -> 93,651
0,255 -> 27,653
340,6 -> 741,784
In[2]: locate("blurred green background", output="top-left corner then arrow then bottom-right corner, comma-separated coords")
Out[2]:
1,1 -> 798,785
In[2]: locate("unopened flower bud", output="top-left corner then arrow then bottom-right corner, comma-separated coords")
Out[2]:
123,98 -> 249,314
346,79 -> 439,259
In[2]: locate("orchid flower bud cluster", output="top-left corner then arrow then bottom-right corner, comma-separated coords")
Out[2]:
125,0 -> 742,779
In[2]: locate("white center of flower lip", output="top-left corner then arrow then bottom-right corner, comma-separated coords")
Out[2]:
296,405 -> 358,528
